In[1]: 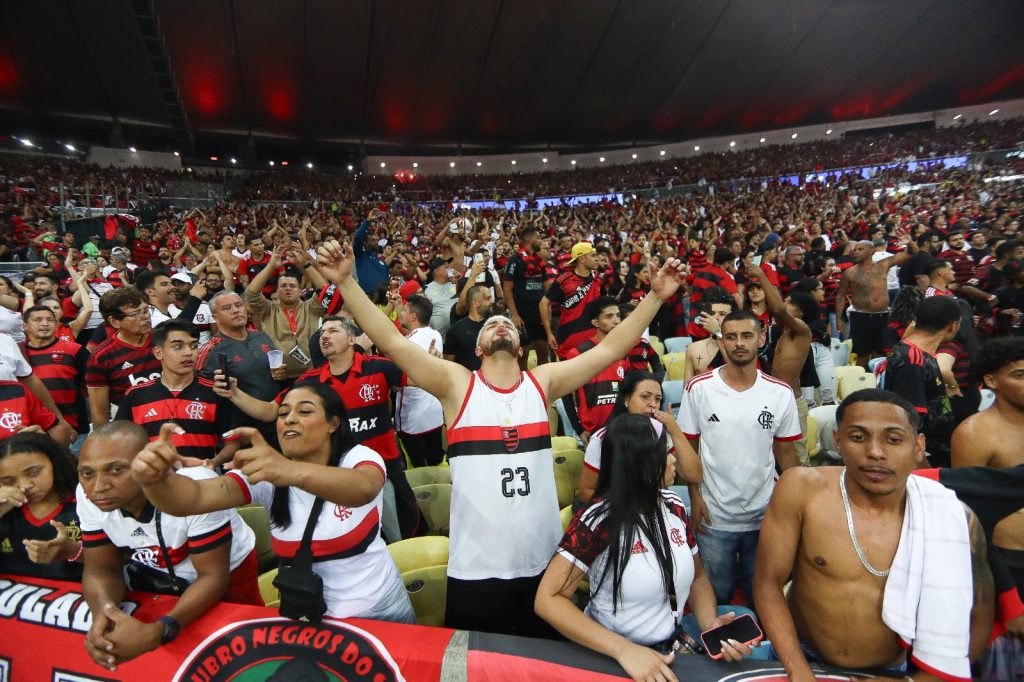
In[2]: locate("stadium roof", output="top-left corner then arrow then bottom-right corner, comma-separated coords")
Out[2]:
1,0 -> 1022,157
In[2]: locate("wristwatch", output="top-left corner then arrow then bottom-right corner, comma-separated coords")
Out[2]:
158,615 -> 180,645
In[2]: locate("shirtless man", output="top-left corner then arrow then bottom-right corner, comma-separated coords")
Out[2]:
682,290 -> 735,382
755,389 -> 994,681
215,234 -> 240,278
952,337 -> 1024,629
835,238 -> 917,367
746,266 -> 813,463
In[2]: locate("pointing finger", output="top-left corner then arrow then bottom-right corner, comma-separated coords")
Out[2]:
158,422 -> 185,444
50,519 -> 68,538
224,427 -> 266,447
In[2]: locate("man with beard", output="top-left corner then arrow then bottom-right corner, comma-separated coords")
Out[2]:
236,237 -> 282,296
836,238 -> 917,368
679,309 -> 801,605
503,227 -> 550,369
444,284 -> 494,372
214,316 -> 424,543
310,238 -> 687,637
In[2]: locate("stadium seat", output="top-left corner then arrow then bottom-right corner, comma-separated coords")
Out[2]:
404,465 -> 451,489
551,435 -> 579,453
413,483 -> 452,535
833,365 -> 866,384
549,405 -> 560,436
553,450 -> 584,508
258,569 -> 280,608
560,505 -> 574,531
664,352 -> 687,381
649,336 -> 665,357
661,379 -> 685,414
805,413 -> 820,458
830,338 -> 850,367
664,336 -> 693,354
808,405 -> 839,460
979,388 -> 995,411
837,373 -> 874,401
867,356 -> 886,373
527,349 -> 538,369
403,565 -> 448,627
387,536 -> 449,574
237,504 -> 276,574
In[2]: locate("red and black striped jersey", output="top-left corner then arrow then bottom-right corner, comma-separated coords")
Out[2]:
685,265 -> 737,338
626,337 -> 657,372
545,270 -> 603,359
0,380 -> 59,439
85,334 -> 162,406
237,253 -> 283,296
132,239 -> 159,267
566,340 -> 628,434
282,353 -> 406,461
19,338 -> 88,429
115,376 -> 240,460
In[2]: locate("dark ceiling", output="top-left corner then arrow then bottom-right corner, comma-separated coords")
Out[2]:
1,0 -> 1023,158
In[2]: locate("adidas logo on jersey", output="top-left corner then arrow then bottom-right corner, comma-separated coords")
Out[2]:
130,527 -> 145,537
120,361 -> 134,371
630,539 -> 647,554
707,414 -> 721,422
144,408 -> 158,418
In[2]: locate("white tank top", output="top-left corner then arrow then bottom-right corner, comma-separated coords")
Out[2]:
446,370 -> 561,580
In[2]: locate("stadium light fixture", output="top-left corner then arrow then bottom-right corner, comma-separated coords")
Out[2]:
631,153 -> 638,159
269,161 -> 275,166
989,109 -> 1000,116
729,141 -> 736,147
476,161 -> 482,167
542,158 -> 548,163
347,164 -> 353,171
65,143 -> 76,152
759,138 -> 766,143
306,162 -> 313,169
210,156 -> 218,161
826,129 -> 833,135
380,162 -> 386,168
450,161 -> 456,168
571,160 -> 577,165
952,114 -> 962,120
659,150 -> 666,156
173,151 -> 180,157
599,157 -> 605,162
129,146 -> 137,153
791,133 -> 798,139
694,146 -> 699,151
231,158 -> 237,164
511,160 -> 516,165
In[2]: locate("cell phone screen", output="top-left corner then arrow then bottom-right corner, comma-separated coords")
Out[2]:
700,614 -> 762,658
217,352 -> 230,381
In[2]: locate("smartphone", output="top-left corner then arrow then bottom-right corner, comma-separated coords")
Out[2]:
217,352 -> 230,383
700,614 -> 763,660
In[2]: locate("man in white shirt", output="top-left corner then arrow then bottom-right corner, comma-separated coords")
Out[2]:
395,295 -> 444,467
678,309 -> 801,604
135,269 -> 212,344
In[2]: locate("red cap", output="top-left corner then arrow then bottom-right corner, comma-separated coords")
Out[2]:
399,280 -> 421,303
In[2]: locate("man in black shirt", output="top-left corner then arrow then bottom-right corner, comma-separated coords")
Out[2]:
502,227 -> 549,368
881,296 -> 961,466
898,231 -> 943,289
444,284 -> 493,372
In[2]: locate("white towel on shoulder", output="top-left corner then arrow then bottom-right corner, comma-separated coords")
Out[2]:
881,474 -> 973,682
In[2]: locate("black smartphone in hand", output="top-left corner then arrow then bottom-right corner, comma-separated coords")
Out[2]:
217,352 -> 230,383
700,614 -> 763,660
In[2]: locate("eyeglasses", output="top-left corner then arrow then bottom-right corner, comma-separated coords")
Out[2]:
119,307 -> 150,320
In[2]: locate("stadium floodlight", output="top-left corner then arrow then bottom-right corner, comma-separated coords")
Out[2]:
347,164 -> 353,171
380,162 -> 386,168
791,133 -> 798,139
571,160 -> 577,165
511,160 -> 516,165
450,161 -> 456,168
65,144 -> 76,152
129,146 -> 137,153
826,129 -> 832,135
476,161 -> 482,167
306,162 -> 313,169
659,150 -> 666,156
231,158 -> 237,164
542,158 -> 548,163
412,162 -> 418,168
759,138 -> 766,143
599,157 -> 605,162
694,146 -> 700,151
173,151 -> 180,156
953,114 -> 962,120
269,161 -> 275,166
989,109 -> 1000,116
729,141 -> 736,147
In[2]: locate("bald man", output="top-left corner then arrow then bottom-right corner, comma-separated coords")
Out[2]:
835,237 -> 917,367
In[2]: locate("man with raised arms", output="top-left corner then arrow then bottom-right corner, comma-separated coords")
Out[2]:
313,238 -> 687,637
754,389 -> 994,681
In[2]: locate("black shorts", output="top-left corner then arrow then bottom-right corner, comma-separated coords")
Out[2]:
518,310 -> 547,346
848,310 -> 889,356
445,574 -> 559,638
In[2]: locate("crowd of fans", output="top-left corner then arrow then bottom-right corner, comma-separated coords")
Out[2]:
0,116 -> 1022,679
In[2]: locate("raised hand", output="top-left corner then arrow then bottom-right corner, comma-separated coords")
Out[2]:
226,428 -> 294,486
23,519 -> 79,563
132,422 -> 185,485
649,258 -> 687,299
316,239 -> 354,283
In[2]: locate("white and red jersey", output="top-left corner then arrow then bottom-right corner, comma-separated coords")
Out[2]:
584,425 -> 675,474
558,490 -> 698,646
677,367 -> 800,532
395,327 -> 444,434
77,467 -> 255,581
226,444 -> 398,619
445,370 -> 560,580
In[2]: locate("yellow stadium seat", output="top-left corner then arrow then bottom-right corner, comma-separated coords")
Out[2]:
237,504 -> 276,574
414,483 -> 452,535
551,435 -> 578,452
806,413 -> 820,458
649,337 -> 665,357
553,450 -> 584,508
549,405 -> 560,436
837,373 -> 874,401
387,536 -> 449,574
663,352 -> 687,380
833,365 -> 866,384
527,349 -> 538,369
404,465 -> 451,489
403,565 -> 448,627
560,505 -> 574,531
258,569 -> 280,608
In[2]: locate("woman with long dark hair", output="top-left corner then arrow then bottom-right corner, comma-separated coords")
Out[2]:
578,371 -> 701,504
536,415 -> 754,681
131,380 -> 414,623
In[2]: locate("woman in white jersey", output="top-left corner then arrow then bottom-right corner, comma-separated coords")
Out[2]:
536,414 -> 756,682
578,371 -> 701,504
130,381 -> 414,623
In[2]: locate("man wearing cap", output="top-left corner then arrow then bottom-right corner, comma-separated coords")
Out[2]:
541,241 -> 603,360
102,248 -> 136,288
423,258 -> 458,337
757,237 -> 781,287
134,269 -> 211,345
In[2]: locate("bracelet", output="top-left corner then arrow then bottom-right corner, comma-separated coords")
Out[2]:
302,262 -> 314,269
67,540 -> 83,562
